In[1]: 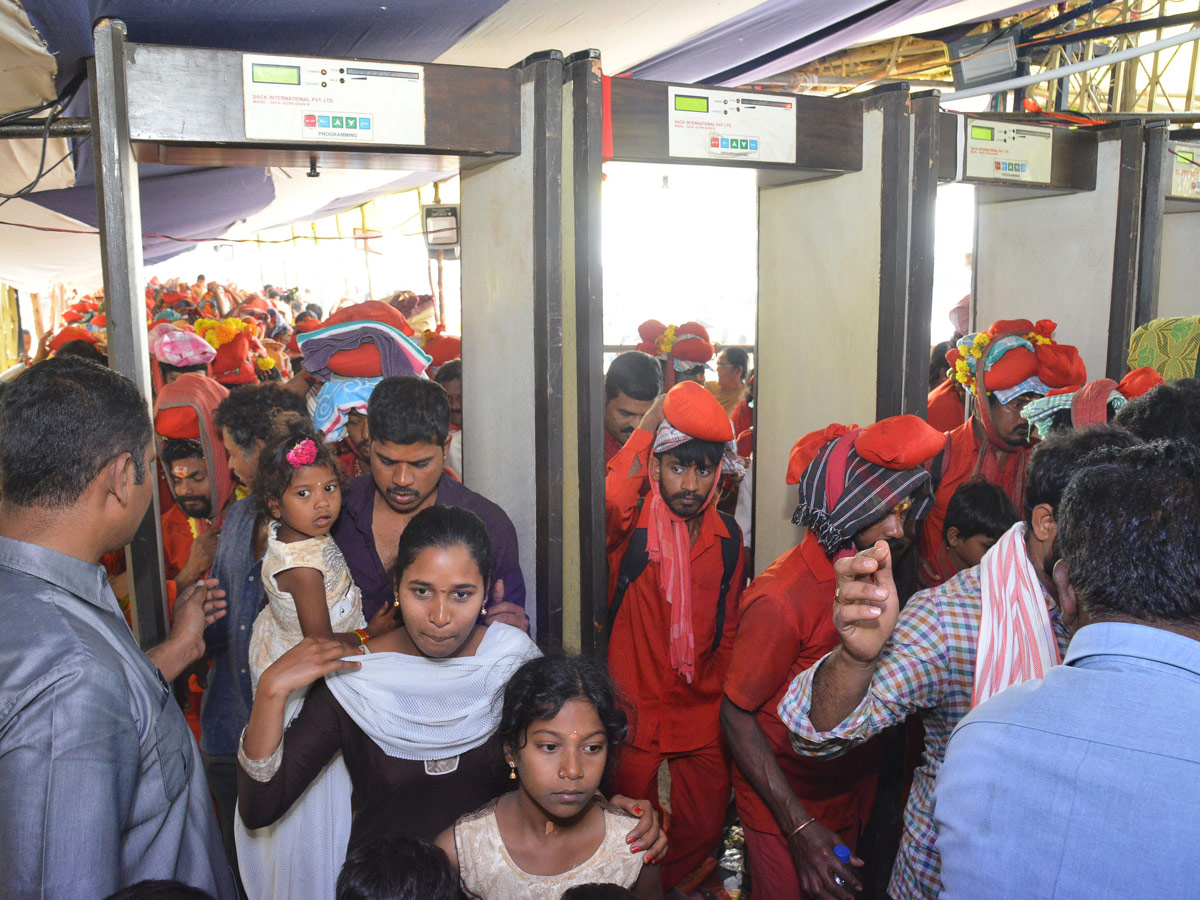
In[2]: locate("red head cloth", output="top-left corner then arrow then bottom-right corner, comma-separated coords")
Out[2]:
1117,366 -> 1164,399
153,373 -> 233,526
211,332 -> 258,386
424,334 -> 461,369
1036,343 -> 1087,389
984,345 -> 1039,392
48,326 -> 99,353
854,414 -> 947,469
325,300 -> 415,336
61,309 -> 84,323
787,423 -> 856,485
670,322 -> 715,363
162,291 -> 190,307
986,318 -> 1038,338
90,314 -> 106,328
662,381 -> 734,443
1071,378 -> 1120,429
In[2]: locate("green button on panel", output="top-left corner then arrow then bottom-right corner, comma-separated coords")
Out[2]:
332,116 -> 344,128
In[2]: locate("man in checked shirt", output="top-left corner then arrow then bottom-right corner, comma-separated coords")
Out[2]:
778,425 -> 1138,900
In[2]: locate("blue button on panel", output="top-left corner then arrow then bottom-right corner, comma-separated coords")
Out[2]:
749,140 -> 758,150
720,138 -> 729,148
317,115 -> 330,127
359,117 -> 372,129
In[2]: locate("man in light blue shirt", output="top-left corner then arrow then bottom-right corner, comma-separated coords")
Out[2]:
934,440 -> 1200,900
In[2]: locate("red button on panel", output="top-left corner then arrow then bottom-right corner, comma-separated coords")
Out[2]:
711,137 -> 720,147
304,114 -> 317,127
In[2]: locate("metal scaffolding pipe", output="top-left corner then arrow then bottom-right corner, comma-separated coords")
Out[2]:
945,26 -> 1200,101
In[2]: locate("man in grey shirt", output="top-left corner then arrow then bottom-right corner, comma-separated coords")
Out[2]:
0,357 -> 237,899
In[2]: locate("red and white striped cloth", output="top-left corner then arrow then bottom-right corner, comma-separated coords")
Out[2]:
972,521 -> 1062,708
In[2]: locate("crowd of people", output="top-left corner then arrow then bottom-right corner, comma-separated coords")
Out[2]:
1,280 -> 1198,900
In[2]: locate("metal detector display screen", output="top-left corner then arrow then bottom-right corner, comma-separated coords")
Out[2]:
252,64 -> 301,86
674,95 -> 709,113
971,124 -> 994,141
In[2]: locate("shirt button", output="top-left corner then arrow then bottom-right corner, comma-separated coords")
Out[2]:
241,668 -> 247,674
240,625 -> 246,631
247,575 -> 255,583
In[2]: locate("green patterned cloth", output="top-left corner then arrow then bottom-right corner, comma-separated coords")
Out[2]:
1128,316 -> 1200,382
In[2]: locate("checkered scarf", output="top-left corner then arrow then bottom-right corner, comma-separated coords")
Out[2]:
792,433 -> 935,557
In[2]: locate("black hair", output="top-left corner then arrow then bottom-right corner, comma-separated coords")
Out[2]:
1023,425 -> 1142,526
943,479 -> 1019,542
392,505 -> 493,598
56,339 -> 107,366
253,414 -> 342,517
720,347 -> 749,382
103,881 -> 215,900
335,834 -> 458,900
213,382 -> 310,452
368,376 -> 449,448
1113,378 -> 1200,450
496,655 -> 629,768
0,357 -> 151,508
432,358 -> 461,385
295,310 -> 316,325
162,438 -> 204,466
655,437 -> 724,470
929,340 -> 955,390
606,351 -> 662,403
158,361 -> 208,380
678,364 -> 707,383
560,886 -> 637,900
1060,440 -> 1200,625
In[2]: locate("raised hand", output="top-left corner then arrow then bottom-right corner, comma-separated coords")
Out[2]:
832,541 -> 900,665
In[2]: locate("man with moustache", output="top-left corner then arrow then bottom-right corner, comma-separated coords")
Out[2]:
605,381 -> 746,890
332,376 -> 528,628
778,425 -> 1140,900
721,415 -> 946,900
604,350 -> 663,464
920,320 -> 1086,587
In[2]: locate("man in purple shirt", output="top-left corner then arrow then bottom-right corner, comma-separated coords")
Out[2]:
333,376 -> 529,630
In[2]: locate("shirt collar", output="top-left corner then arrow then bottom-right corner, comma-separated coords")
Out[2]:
0,535 -> 116,612
1065,621 -> 1200,680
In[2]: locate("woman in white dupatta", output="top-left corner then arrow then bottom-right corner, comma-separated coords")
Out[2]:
234,506 -> 665,900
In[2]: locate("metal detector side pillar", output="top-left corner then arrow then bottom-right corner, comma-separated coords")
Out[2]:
905,92 -> 943,418
460,51 -> 564,647
559,51 -> 606,658
90,18 -> 169,648
1106,120 -> 1143,379
1135,123 -> 1169,326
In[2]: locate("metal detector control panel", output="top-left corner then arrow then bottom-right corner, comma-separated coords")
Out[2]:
1168,143 -> 1200,200
667,86 -> 797,164
963,118 -> 1053,184
242,53 -> 425,145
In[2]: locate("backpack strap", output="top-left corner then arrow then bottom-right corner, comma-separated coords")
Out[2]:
712,511 -> 742,654
608,498 -> 650,635
927,433 -> 952,490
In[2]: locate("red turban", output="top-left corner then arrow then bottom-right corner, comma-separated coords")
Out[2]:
48,327 -> 99,352
1036,343 -> 1087,389
662,381 -> 733,443
1117,366 -> 1163,399
325,300 -> 414,336
787,423 -> 855,485
984,345 -> 1039,392
670,322 -> 714,363
155,406 -> 201,440
61,310 -> 84,323
635,319 -> 666,356
854,415 -> 946,470
425,334 -> 461,369
286,317 -> 323,355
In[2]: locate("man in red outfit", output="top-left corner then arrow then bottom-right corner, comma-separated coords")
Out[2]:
721,415 -> 947,899
603,350 -> 662,464
606,381 -> 746,889
920,320 -> 1085,586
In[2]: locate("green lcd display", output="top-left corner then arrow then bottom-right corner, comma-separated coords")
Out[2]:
675,95 -> 709,114
971,125 -> 994,141
252,64 -> 301,86
1181,151 -> 1195,163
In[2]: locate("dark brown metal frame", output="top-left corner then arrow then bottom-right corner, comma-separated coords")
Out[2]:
1104,121 -> 1145,379
1134,123 -> 1171,326
904,92 -> 943,418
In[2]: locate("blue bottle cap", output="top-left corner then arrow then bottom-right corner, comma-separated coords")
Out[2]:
834,844 -> 852,863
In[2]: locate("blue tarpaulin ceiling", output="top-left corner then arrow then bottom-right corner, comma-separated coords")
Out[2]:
0,0 -> 1042,285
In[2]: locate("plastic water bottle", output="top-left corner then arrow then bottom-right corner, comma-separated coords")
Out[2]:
832,844 -> 852,888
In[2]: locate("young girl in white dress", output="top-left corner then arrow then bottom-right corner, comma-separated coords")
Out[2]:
247,415 -> 370,692
436,656 -> 663,900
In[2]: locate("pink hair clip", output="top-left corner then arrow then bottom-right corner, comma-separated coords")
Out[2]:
286,438 -> 319,468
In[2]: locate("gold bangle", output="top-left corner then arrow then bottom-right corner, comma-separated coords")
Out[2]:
788,816 -> 817,839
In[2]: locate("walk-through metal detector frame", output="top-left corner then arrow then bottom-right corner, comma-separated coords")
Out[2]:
561,58 -> 935,655
1135,126 -> 1200,325
88,19 -> 567,649
933,112 -> 1142,380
